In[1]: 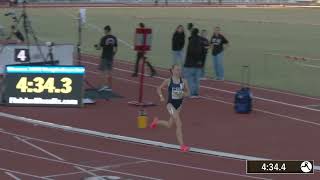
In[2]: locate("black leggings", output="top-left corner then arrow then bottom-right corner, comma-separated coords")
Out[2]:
134,52 -> 156,74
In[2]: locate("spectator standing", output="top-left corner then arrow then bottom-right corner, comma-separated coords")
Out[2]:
95,25 -> 117,91
200,29 -> 210,80
171,25 -> 185,66
183,28 -> 203,98
210,26 -> 229,81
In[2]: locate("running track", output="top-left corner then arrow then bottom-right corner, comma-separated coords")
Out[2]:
0,54 -> 319,179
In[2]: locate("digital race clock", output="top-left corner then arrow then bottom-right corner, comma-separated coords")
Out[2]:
3,65 -> 85,107
247,160 -> 314,174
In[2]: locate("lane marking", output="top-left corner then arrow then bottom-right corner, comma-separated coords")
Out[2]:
45,160 -> 149,178
74,166 -> 105,180
60,10 -> 134,49
52,9 -> 320,106
4,172 -> 21,180
84,53 -> 320,101
15,135 -> 114,179
0,126 -> 272,180
0,111 -> 263,160
201,95 -> 320,127
2,111 -> 317,176
14,136 -> 65,161
88,70 -> 320,127
0,147 -> 163,180
1,168 -> 53,180
82,59 -> 320,112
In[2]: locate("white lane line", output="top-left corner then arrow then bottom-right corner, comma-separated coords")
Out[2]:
1,168 -> 53,180
65,9 -> 320,105
45,160 -> 149,178
86,22 -> 134,49
74,166 -> 105,180
82,59 -> 320,112
0,147 -> 163,180
60,10 -> 134,49
15,133 -> 115,179
305,104 -> 320,107
4,172 -> 21,180
86,70 -> 320,127
14,136 -> 65,161
0,129 -> 271,180
200,95 -> 320,127
84,53 -> 320,101
2,70 -> 319,172
101,160 -> 150,169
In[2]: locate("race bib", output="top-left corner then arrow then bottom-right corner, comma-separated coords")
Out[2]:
171,83 -> 184,100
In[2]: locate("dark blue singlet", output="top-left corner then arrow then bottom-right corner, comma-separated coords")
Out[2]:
167,78 -> 184,110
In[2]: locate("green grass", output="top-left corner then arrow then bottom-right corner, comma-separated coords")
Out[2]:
1,7 -> 320,97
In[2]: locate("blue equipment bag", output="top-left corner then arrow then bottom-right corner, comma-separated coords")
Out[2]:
234,66 -> 252,113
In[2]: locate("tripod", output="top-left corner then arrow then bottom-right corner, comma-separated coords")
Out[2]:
47,45 -> 54,63
14,1 -> 47,63
76,12 -> 107,103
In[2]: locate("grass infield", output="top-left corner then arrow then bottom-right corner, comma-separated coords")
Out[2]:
1,6 -> 320,96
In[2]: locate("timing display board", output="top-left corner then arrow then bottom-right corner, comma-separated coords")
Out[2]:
0,44 -> 74,74
3,65 -> 85,107
14,48 -> 30,62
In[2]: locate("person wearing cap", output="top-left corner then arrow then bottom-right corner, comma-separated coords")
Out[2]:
95,25 -> 118,91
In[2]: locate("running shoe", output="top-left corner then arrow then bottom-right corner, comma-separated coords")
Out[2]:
150,117 -> 158,129
180,145 -> 190,152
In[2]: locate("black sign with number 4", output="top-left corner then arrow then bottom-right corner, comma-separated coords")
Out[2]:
14,49 -> 30,62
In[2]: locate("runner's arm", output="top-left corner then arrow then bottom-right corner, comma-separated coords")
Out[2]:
182,79 -> 190,97
157,79 -> 169,101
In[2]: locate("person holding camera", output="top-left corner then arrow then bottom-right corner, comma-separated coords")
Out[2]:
95,25 -> 118,92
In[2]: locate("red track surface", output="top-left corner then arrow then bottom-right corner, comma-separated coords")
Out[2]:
0,54 -> 319,179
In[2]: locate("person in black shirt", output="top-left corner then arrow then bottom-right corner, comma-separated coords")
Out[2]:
95,25 -> 117,91
200,29 -> 210,80
132,23 -> 157,77
210,26 -> 229,81
171,25 -> 185,66
183,28 -> 203,98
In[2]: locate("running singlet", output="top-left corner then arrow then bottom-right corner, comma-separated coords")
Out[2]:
168,78 -> 184,109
